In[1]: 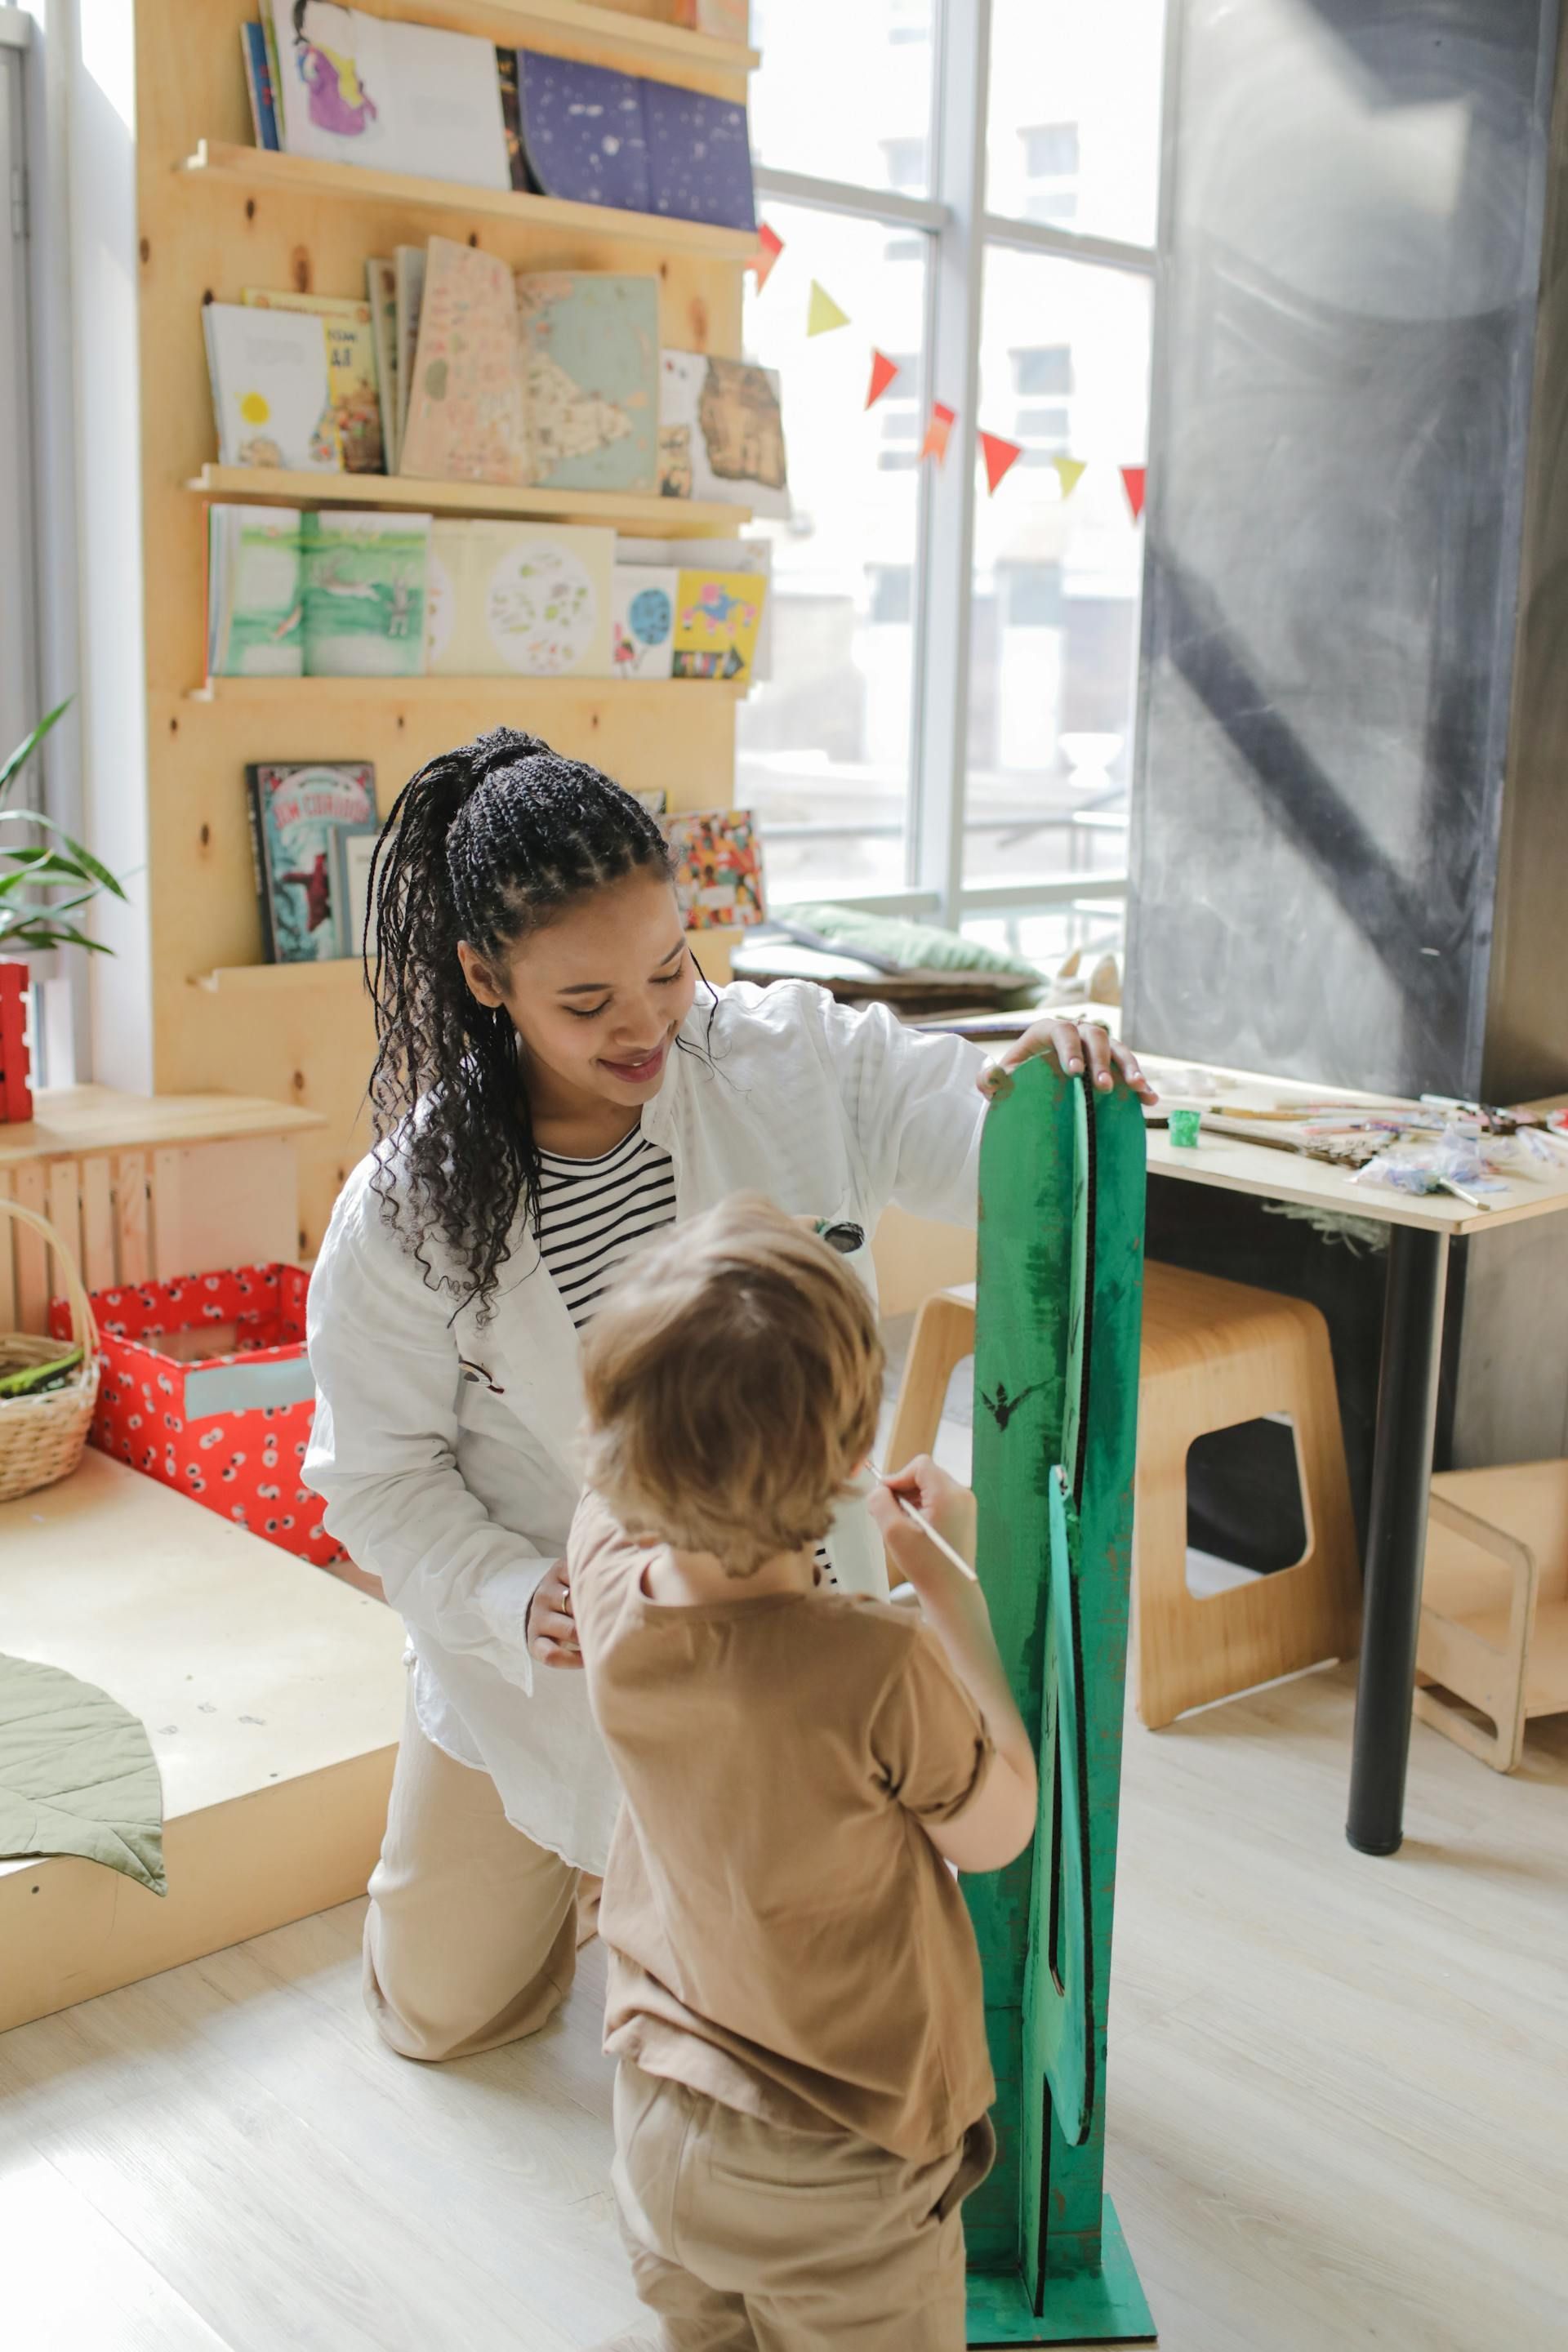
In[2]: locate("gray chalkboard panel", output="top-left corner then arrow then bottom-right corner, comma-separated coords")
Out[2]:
1125,0 -> 1558,1098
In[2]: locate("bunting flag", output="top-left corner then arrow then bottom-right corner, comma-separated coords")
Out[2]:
1052,457 -> 1088,501
806,279 -> 851,336
751,222 -> 784,292
920,402 -> 956,463
979,430 -> 1023,495
865,350 -> 900,409
1120,465 -> 1147,521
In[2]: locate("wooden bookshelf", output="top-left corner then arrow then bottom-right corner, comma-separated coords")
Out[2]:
188,675 -> 751,704
373,0 -> 760,76
183,141 -> 760,260
187,461 -> 752,536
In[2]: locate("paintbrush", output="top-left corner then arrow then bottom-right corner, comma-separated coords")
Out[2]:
870,1461 -> 978,1580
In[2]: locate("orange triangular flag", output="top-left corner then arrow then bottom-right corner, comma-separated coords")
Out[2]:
806,280 -> 851,336
979,430 -> 1022,495
752,222 -> 783,292
865,350 -> 900,410
1052,457 -> 1087,501
920,402 -> 956,462
1120,465 -> 1147,521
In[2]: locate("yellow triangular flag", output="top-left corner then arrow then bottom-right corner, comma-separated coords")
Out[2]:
1053,457 -> 1088,501
805,279 -> 851,337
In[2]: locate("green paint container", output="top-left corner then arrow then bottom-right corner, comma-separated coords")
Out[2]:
1168,1107 -> 1203,1148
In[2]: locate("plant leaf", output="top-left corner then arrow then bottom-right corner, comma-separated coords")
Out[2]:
0,808 -> 127,898
0,700 -> 71,803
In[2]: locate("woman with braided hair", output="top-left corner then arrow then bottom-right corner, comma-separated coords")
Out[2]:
305,726 -> 1154,2063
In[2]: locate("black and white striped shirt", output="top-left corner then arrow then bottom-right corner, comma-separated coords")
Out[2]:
536,1123 -> 679,1330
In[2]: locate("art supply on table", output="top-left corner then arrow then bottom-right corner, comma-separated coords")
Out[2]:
1168,1107 -> 1203,1147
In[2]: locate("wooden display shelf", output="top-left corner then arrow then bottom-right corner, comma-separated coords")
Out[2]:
186,461 -> 751,537
0,1084 -> 323,1170
181,140 -> 760,260
188,674 -> 750,704
194,962 -> 370,996
376,0 -> 759,74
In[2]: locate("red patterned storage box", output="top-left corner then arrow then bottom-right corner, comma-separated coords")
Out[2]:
50,1263 -> 339,1565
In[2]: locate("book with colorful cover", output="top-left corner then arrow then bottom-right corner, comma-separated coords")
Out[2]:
659,352 -> 788,516
617,535 -> 773,676
331,824 -> 379,956
425,519 -> 612,677
207,504 -> 304,677
394,244 -> 425,453
242,21 -> 280,149
516,273 -> 658,494
514,51 -> 652,211
365,257 -> 399,470
611,564 -> 678,679
302,510 -> 430,675
246,762 -> 377,962
242,288 -> 383,473
644,82 -> 755,230
203,301 -> 341,470
266,2 -> 510,189
672,568 -> 765,684
399,238 -> 526,486
664,808 -> 765,930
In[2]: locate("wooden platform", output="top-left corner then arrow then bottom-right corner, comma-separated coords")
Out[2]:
0,1453 -> 405,2034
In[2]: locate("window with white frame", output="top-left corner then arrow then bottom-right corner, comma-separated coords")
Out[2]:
740,0 -> 1166,966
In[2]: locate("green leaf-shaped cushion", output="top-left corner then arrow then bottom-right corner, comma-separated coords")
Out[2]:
0,1653 -> 167,1895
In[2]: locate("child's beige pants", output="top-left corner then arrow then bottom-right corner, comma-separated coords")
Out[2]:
362,1686 -> 599,2061
612,2059 -> 996,2352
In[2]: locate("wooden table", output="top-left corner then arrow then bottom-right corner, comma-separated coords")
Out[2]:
928,1009 -> 1568,1855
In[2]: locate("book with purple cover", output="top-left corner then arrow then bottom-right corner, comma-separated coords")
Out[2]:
644,82 -> 755,231
514,51 -> 652,212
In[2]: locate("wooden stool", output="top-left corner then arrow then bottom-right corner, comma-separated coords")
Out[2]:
1414,1460 -> 1568,1771
886,1263 -> 1361,1728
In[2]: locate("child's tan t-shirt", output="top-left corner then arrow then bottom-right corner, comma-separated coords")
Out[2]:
569,1491 -> 998,2165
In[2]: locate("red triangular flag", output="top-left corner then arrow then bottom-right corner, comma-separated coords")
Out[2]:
920,402 -> 956,462
1120,465 -> 1147,521
751,222 -> 784,292
865,350 -> 900,410
979,430 -> 1022,495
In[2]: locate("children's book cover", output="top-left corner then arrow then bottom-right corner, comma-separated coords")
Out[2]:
496,47 -> 527,191
365,257 -> 399,470
644,83 -> 755,230
204,302 -> 341,471
399,239 -> 527,486
672,568 -> 766,684
302,511 -> 430,675
516,273 -> 658,494
208,505 -> 304,677
514,51 -> 652,212
243,288 -> 383,472
617,535 -> 773,676
242,21 -> 280,149
611,564 -> 678,679
664,809 -> 766,930
426,520 -> 612,677
247,762 -> 377,962
268,2 -> 509,189
331,824 -> 380,955
658,353 -> 789,516
394,244 -> 425,452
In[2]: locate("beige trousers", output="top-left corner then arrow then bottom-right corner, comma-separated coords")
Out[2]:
612,2060 -> 996,2352
363,1686 -> 599,2062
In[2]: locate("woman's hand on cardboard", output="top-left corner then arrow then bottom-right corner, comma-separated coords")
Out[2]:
528,1558 -> 583,1669
978,1017 -> 1156,1106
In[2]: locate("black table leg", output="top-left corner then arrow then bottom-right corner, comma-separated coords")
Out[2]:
1347,1223 -> 1450,1856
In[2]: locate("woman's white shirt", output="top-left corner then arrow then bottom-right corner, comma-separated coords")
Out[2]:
305,980 -> 987,1870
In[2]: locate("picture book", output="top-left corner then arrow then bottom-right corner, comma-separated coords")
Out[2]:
203,302 -> 341,471
616,535 -> 773,676
246,762 -> 377,963
399,238 -> 527,486
516,273 -> 658,495
242,21 -> 280,149
207,504 -> 303,678
267,2 -> 510,190
301,510 -> 430,675
496,47 -> 526,192
611,564 -> 678,679
242,288 -> 383,473
425,519 -> 613,678
365,257 -> 399,470
394,244 -> 425,454
644,83 -> 755,231
331,824 -> 379,956
514,51 -> 652,212
658,353 -> 789,516
664,808 -> 766,930
672,567 -> 766,683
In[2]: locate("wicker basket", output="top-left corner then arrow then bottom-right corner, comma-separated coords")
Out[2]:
0,1196 -> 100,1504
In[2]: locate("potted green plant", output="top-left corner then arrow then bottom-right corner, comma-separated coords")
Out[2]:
1,699 -> 127,1120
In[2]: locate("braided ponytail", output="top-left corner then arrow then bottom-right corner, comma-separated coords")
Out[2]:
366,727 -> 681,1318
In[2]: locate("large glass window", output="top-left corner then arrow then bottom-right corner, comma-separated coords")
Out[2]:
987,1 -> 1168,248
750,0 -> 933,198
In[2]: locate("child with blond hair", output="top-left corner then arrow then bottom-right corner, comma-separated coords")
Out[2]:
568,1196 -> 1036,2352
